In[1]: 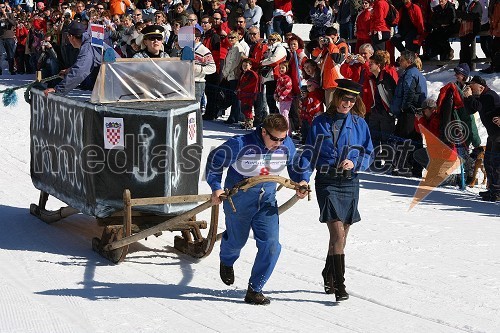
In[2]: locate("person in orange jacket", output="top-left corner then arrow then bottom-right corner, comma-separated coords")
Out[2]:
311,27 -> 348,108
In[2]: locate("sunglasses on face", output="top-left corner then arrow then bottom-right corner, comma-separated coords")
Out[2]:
268,38 -> 276,42
249,32 -> 257,36
228,36 -> 236,39
134,14 -> 142,16
145,36 -> 163,41
341,95 -> 357,103
237,21 -> 245,23
265,130 -> 286,142
201,21 -> 209,24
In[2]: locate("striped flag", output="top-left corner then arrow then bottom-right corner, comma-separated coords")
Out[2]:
90,24 -> 104,48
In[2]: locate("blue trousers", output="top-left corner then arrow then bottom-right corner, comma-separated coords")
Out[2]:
220,187 -> 281,292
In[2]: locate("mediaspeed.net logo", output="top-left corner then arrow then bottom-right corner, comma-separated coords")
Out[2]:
410,124 -> 463,210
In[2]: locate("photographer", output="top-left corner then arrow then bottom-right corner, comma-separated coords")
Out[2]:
37,34 -> 60,84
311,27 -> 348,108
340,43 -> 374,114
0,2 -> 17,75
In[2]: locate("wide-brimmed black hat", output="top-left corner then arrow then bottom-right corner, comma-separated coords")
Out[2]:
141,24 -> 165,39
335,79 -> 363,95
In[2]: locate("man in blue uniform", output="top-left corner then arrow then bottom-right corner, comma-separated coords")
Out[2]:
206,114 -> 309,305
44,21 -> 102,96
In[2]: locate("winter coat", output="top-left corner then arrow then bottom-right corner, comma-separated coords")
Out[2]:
202,29 -> 221,73
370,0 -> 391,33
312,39 -> 348,90
355,8 -> 372,41
194,42 -> 216,83
261,42 -> 287,81
368,67 -> 398,114
399,1 -> 426,45
206,127 -> 308,192
340,60 -> 373,111
275,74 -> 293,102
430,2 -> 457,31
54,33 -> 102,95
457,0 -> 483,36
237,69 -> 260,107
301,112 -> 374,178
222,42 -> 245,81
109,0 -> 132,16
415,112 -> 440,138
390,64 -> 427,118
464,87 -> 500,138
248,40 -> 268,71
302,89 -> 325,125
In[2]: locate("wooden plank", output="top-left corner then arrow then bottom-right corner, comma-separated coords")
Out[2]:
129,194 -> 212,207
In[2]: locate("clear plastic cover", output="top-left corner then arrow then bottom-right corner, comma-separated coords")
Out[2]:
91,58 -> 195,104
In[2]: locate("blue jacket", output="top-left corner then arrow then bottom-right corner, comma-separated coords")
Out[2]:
300,112 -> 374,178
55,32 -> 102,95
206,128 -> 310,192
390,64 -> 427,118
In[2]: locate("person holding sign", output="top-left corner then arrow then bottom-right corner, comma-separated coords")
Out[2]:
206,114 -> 309,305
44,21 -> 102,96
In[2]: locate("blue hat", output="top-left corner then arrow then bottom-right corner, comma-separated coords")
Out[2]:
454,63 -> 470,78
67,21 -> 87,36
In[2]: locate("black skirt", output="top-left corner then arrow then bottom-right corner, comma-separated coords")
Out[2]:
315,173 -> 361,224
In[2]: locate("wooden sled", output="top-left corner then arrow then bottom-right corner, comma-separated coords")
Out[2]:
30,176 -> 310,264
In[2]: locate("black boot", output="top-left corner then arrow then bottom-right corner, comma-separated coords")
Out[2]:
220,262 -> 234,286
333,254 -> 349,301
321,255 -> 335,294
244,287 -> 271,305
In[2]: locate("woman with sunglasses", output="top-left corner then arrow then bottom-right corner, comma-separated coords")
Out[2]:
300,78 -> 374,302
133,25 -> 170,58
206,114 -> 309,305
222,30 -> 245,124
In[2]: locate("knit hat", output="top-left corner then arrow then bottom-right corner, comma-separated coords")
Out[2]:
454,63 -> 470,78
470,75 -> 487,86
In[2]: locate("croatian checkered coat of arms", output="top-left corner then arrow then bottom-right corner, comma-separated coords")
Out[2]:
104,117 -> 124,149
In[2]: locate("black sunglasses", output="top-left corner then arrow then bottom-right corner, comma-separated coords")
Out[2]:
145,36 -> 163,41
341,95 -> 357,103
249,32 -> 257,36
265,129 -> 286,142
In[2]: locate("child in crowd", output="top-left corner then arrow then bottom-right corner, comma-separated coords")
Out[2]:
274,61 -> 293,132
301,78 -> 324,143
237,58 -> 260,129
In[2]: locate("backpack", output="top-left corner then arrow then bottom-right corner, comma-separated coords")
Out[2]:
385,2 -> 400,27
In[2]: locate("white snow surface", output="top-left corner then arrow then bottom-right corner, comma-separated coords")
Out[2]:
1,65 -> 500,333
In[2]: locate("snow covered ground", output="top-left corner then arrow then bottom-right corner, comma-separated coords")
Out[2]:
1,57 -> 500,332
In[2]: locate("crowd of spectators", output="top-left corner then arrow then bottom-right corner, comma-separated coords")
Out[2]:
0,0 -> 498,196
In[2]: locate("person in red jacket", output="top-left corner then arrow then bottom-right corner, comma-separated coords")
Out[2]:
390,0 -> 425,54
370,0 -> 392,51
247,25 -> 268,127
274,61 -> 293,132
300,78 -> 325,143
237,58 -> 260,129
354,0 -> 373,54
15,19 -> 30,74
340,43 -> 374,117
415,98 -> 440,138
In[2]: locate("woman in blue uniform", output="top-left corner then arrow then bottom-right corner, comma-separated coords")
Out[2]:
301,79 -> 374,301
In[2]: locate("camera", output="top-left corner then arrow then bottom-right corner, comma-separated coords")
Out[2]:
351,54 -> 359,60
320,36 -> 330,44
